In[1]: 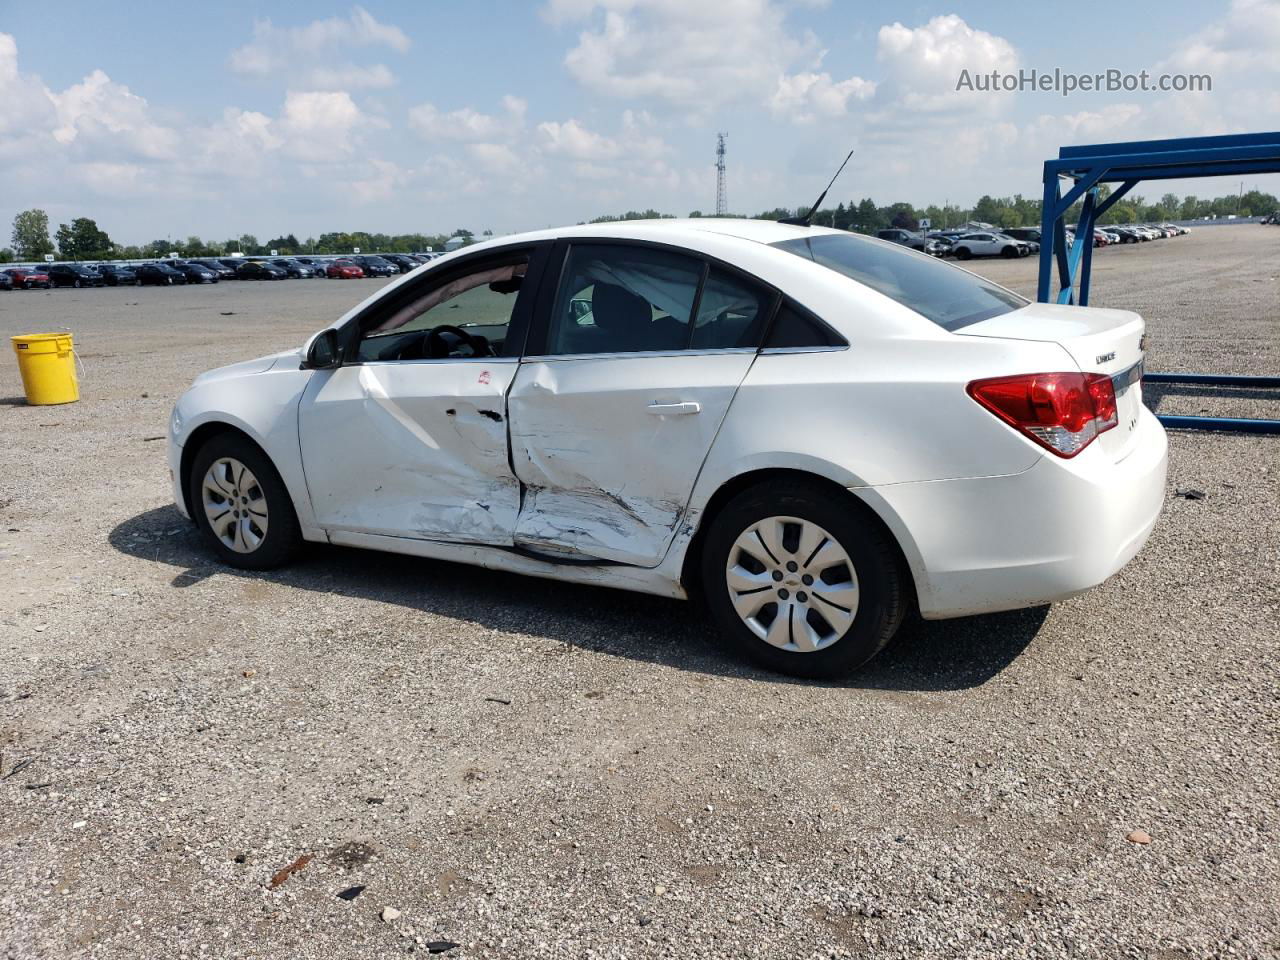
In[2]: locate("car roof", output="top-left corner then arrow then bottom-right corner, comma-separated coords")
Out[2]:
456,217 -> 839,253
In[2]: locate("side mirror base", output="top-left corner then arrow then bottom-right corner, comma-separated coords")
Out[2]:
303,329 -> 341,369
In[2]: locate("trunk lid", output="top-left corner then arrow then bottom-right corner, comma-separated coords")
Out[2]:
956,302 -> 1146,460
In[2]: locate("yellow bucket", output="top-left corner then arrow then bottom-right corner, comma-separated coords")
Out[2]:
11,333 -> 79,405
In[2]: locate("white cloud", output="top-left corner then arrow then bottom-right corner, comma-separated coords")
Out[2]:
537,117 -> 620,160
548,0 -> 817,114
229,7 -> 409,88
277,90 -> 376,160
409,96 -> 527,142
537,111 -> 668,165
875,15 -> 1019,113
501,95 -> 529,125
466,142 -> 525,176
303,63 -> 396,90
1162,0 -> 1280,74
350,158 -> 404,203
48,69 -> 180,160
0,32 -> 55,148
769,71 -> 876,123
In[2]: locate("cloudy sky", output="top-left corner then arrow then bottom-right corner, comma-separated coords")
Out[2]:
2,0 -> 1278,244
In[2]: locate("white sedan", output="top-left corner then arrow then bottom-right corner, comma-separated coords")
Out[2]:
168,219 -> 1167,678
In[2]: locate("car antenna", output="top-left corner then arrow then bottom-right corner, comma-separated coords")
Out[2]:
779,149 -> 854,227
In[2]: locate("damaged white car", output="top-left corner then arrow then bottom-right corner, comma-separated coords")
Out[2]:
168,219 -> 1167,677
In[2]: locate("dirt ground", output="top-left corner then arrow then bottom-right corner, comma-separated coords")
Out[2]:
1,226 -> 1277,959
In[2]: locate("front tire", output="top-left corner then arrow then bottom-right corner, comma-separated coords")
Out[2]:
189,434 -> 302,570
700,481 -> 907,678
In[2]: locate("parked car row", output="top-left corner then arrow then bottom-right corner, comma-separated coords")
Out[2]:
1064,223 -> 1189,247
879,228 -> 1036,260
873,221 -> 1190,263
0,253 -> 441,290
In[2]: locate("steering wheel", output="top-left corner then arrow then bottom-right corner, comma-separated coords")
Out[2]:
423,324 -> 488,359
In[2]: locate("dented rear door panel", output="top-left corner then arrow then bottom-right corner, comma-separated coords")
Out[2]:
298,359 -> 519,544
507,352 -> 756,566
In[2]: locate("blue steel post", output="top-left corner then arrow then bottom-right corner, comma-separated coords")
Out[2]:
1035,132 -> 1280,434
1076,188 -> 1098,307
1037,172 -> 1057,303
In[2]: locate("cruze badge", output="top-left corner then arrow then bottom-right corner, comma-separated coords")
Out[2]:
1096,351 -> 1116,364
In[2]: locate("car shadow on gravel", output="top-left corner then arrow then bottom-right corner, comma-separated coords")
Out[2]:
110,506 -> 1045,693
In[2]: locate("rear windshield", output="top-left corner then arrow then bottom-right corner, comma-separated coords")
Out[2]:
772,233 -> 1027,331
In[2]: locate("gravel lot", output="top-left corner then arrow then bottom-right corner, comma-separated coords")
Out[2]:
1,226 -> 1277,960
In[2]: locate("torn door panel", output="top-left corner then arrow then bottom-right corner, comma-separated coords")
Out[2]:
515,483 -> 687,563
507,353 -> 756,566
298,361 -> 521,545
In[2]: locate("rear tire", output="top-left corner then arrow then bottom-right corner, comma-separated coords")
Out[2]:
700,480 -> 906,678
955,247 -> 971,260
189,433 -> 302,571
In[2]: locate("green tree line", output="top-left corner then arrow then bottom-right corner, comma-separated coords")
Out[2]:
4,190 -> 1275,263
693,186 -> 1278,233
3,210 -> 484,262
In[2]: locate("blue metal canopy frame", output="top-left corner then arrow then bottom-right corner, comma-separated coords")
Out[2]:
1036,132 -> 1280,434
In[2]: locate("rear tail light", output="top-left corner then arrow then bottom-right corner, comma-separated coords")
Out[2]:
967,372 -> 1118,458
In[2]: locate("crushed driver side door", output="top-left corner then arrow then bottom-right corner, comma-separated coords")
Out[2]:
297,244 -> 549,545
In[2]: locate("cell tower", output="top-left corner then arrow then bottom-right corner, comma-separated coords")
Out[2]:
715,132 -> 728,216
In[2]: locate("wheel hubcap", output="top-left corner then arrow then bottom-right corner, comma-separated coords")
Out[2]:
201,457 -> 268,553
725,515 -> 858,653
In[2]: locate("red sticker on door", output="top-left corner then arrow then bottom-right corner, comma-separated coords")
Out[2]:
478,370 -> 491,384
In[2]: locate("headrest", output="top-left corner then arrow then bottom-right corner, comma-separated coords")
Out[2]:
591,283 -> 651,330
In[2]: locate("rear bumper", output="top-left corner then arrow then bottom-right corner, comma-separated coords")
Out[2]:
857,408 -> 1169,619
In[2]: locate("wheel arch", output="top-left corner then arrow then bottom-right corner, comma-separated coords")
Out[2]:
179,422 -> 262,518
678,467 -> 920,612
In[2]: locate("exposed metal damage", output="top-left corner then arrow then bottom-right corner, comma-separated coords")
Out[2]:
504,351 -> 755,567
297,362 -> 522,546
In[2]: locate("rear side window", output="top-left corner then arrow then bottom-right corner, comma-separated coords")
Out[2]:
547,244 -> 703,355
773,233 -> 1026,331
764,299 -> 845,349
691,268 -> 775,349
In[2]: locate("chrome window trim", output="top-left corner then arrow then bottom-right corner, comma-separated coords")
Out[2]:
759,345 -> 850,356
347,356 -> 520,367
520,347 -> 759,363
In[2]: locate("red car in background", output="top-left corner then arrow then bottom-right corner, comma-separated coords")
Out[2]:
326,259 -> 364,279
4,267 -> 51,289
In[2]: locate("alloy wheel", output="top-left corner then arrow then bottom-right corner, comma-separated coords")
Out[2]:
724,515 -> 859,653
201,457 -> 269,553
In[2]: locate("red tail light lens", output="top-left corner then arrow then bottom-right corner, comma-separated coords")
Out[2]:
967,372 -> 1118,458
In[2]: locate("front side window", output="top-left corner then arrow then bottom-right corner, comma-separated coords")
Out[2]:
354,256 -> 529,362
772,233 -> 1026,331
546,244 -> 702,355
